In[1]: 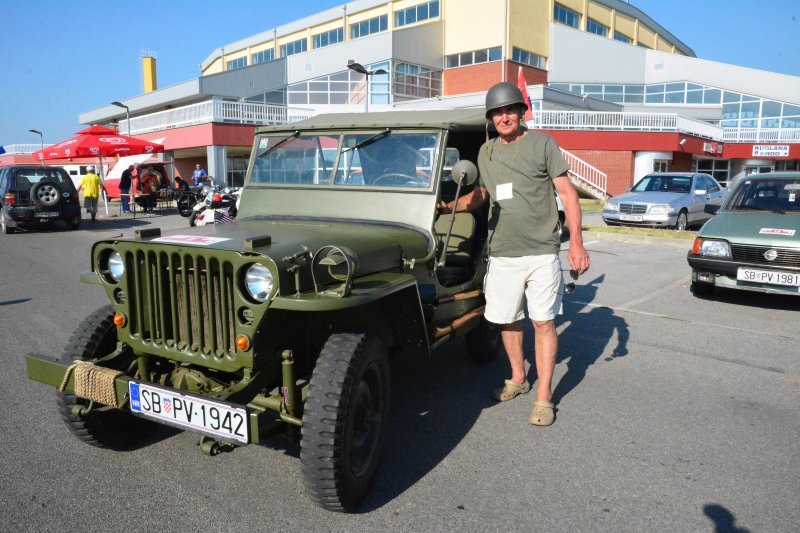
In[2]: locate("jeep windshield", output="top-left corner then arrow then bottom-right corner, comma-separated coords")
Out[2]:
249,131 -> 439,189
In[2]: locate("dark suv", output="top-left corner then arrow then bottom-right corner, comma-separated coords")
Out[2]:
0,165 -> 81,233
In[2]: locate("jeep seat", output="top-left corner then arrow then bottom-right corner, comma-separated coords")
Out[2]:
434,212 -> 475,285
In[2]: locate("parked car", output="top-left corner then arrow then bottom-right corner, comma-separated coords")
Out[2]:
603,172 -> 726,230
687,171 -> 800,296
1,165 -> 81,233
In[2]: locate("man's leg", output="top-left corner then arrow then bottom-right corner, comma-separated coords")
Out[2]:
531,319 -> 557,402
500,321 -> 527,386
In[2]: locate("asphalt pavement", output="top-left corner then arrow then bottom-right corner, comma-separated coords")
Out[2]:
1,212 -> 798,532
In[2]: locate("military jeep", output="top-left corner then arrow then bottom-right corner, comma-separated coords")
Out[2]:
26,109 -> 512,512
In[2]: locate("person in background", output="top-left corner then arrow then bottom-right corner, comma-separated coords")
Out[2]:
76,165 -> 107,222
138,167 -> 160,213
119,164 -> 134,213
438,81 -> 590,427
173,175 -> 189,192
192,163 -> 207,187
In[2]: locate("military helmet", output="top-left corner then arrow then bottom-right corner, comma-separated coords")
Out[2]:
485,81 -> 527,119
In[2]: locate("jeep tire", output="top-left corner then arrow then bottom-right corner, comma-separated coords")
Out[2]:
57,305 -> 154,450
301,332 -> 390,512
31,180 -> 63,208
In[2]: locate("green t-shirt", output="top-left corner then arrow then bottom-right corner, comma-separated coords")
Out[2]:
477,131 -> 569,257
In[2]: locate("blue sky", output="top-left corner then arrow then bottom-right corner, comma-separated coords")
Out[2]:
1,0 -> 797,146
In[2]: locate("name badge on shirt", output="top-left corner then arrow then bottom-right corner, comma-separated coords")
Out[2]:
496,182 -> 513,201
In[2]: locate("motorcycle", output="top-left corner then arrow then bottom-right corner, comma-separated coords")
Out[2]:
189,185 -> 241,227
175,189 -> 202,217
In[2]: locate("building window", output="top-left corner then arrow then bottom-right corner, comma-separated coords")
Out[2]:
587,19 -> 608,37
393,62 -> 442,99
613,31 -> 631,43
511,47 -> 546,69
281,38 -> 307,57
554,2 -> 580,28
313,27 -> 344,49
251,49 -> 275,65
350,15 -> 388,39
653,160 -> 669,173
695,159 -> 730,187
395,0 -> 439,27
226,57 -> 247,70
445,46 -> 502,68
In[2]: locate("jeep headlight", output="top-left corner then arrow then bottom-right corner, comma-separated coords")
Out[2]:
692,238 -> 731,258
245,263 -> 274,302
648,204 -> 675,215
108,251 -> 125,281
605,201 -> 619,212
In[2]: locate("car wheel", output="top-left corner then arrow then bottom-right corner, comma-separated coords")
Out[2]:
31,180 -> 63,208
466,316 -> 502,364
674,210 -> 688,231
1,209 -> 15,234
189,209 -> 201,227
301,332 -> 390,512
691,281 -> 714,296
56,305 -> 155,450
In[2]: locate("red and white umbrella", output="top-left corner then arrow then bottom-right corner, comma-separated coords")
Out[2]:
31,125 -> 164,161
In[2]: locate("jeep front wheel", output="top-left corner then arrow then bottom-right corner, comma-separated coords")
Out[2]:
57,305 -> 154,450
300,332 -> 391,512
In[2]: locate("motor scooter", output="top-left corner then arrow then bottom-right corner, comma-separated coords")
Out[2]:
189,185 -> 241,226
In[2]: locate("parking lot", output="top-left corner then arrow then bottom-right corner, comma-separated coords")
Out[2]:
1,213 -> 798,532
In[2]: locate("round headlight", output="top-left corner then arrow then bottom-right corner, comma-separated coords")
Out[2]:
108,251 -> 125,281
245,263 -> 274,302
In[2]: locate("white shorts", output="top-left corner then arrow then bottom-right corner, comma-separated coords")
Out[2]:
484,254 -> 563,323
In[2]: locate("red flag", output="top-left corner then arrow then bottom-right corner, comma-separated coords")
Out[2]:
517,67 -> 533,122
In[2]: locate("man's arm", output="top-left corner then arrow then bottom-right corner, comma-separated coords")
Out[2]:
553,174 -> 590,274
438,185 -> 489,213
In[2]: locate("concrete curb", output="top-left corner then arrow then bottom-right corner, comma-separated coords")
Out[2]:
582,230 -> 694,250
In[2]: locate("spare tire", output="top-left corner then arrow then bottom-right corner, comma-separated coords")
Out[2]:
31,180 -> 63,207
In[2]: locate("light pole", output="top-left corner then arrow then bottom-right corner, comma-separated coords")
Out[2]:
347,61 -> 388,112
29,129 -> 44,166
111,101 -> 130,136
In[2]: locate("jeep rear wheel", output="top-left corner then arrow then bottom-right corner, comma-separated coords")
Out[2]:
301,332 -> 390,512
57,305 -> 154,450
466,316 -> 501,364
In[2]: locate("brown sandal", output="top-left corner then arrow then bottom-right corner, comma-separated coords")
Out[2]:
530,401 -> 555,426
491,380 -> 530,402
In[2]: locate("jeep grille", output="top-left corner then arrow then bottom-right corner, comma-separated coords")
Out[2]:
125,251 -> 236,357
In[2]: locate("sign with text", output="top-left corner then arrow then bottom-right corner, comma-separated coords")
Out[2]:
752,145 -> 789,157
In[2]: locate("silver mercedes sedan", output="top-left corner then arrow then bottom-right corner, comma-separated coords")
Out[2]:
602,172 -> 726,230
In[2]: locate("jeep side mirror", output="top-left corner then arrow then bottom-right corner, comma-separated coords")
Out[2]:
450,160 -> 477,186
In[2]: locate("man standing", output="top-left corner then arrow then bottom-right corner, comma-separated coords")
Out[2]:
439,82 -> 590,426
119,164 -> 134,213
192,163 -> 207,187
76,165 -> 107,222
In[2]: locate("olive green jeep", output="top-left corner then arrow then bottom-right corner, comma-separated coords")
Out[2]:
26,109 -> 511,512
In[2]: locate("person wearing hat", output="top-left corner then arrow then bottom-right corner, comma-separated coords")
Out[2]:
76,165 -> 107,222
438,81 -> 590,426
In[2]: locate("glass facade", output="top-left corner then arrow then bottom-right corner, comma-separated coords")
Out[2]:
511,47 -> 546,70
313,27 -> 344,49
351,15 -> 388,39
554,3 -> 580,28
445,46 -> 502,68
393,62 -> 442,99
251,49 -> 274,65
286,61 -> 401,106
587,19 -> 608,37
395,0 -> 439,27
281,38 -> 307,57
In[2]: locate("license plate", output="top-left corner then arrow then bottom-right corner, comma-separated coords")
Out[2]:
737,267 -> 800,287
35,212 -> 60,217
128,381 -> 249,444
619,214 -> 643,222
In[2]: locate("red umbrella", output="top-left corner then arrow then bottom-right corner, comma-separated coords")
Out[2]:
31,125 -> 164,161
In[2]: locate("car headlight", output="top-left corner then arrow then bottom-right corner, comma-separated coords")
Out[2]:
108,251 -> 125,281
245,263 -> 274,302
692,238 -> 731,258
605,201 -> 619,212
648,204 -> 675,215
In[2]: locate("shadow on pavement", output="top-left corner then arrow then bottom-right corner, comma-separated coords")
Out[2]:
703,503 -> 752,533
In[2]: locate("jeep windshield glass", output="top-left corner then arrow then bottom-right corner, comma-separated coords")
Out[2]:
249,131 -> 439,189
725,178 -> 800,213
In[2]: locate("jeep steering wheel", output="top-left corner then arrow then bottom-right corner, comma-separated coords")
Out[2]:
372,172 -> 422,186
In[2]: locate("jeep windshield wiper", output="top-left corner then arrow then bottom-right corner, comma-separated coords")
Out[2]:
341,129 -> 391,154
259,131 -> 300,157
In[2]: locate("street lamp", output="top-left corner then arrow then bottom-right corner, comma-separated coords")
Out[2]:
111,101 -> 130,136
347,61 -> 388,112
29,129 -> 44,166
